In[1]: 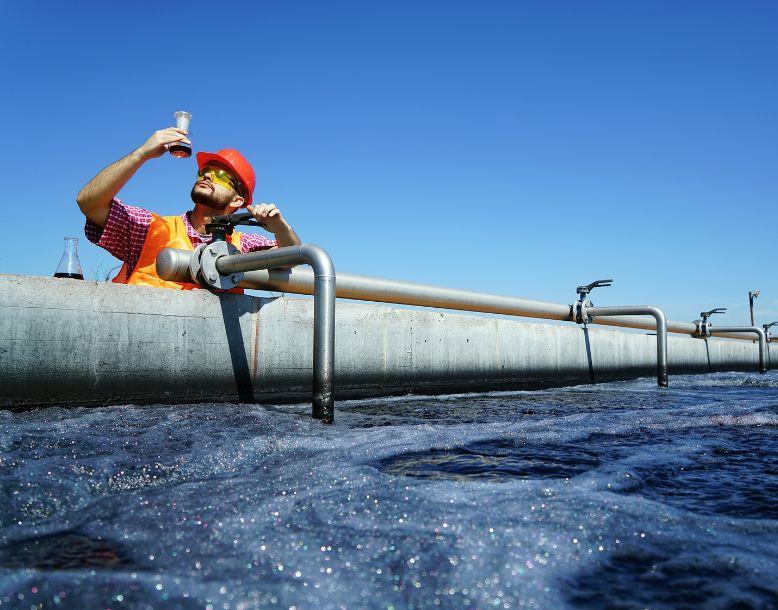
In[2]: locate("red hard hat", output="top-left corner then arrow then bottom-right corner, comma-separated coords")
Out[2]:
196,148 -> 256,206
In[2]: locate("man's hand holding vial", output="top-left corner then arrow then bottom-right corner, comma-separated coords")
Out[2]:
136,111 -> 192,161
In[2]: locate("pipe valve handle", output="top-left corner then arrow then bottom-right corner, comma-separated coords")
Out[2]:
576,279 -> 613,297
204,212 -> 267,242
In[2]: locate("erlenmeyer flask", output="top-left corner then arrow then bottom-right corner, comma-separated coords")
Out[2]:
54,237 -> 84,280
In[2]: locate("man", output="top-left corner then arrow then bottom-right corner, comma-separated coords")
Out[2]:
76,126 -> 300,289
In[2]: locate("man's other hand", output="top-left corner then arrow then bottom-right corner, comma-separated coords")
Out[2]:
137,128 -> 191,160
247,203 -> 301,247
247,203 -> 289,233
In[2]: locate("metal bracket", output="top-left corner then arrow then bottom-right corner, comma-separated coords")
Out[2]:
692,308 -> 726,338
196,241 -> 244,290
572,279 -> 612,325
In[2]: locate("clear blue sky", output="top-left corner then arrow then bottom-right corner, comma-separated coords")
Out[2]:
1,1 -> 776,326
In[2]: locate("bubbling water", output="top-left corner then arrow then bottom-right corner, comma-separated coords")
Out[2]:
0,372 -> 776,608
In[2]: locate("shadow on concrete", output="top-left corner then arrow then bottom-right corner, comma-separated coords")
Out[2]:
582,325 -> 595,383
218,294 -> 257,403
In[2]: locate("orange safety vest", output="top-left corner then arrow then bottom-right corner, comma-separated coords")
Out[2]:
112,213 -> 244,291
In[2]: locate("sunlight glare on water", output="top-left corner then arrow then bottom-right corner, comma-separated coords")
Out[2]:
0,372 -> 776,608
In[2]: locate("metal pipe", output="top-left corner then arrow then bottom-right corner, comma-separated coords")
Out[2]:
240,267 -> 757,340
232,245 -> 336,423
155,247 -> 194,283
587,306 -> 668,387
763,323 -> 777,344
157,245 -> 336,423
708,325 -> 767,373
153,248 -> 764,344
749,290 -> 760,327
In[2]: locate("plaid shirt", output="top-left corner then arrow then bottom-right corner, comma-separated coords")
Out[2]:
85,198 -> 277,273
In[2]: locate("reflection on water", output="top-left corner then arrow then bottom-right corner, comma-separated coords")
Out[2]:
0,533 -> 131,570
378,426 -> 778,519
0,372 -> 776,608
378,438 -> 605,480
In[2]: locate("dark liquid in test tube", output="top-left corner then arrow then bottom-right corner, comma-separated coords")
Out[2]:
169,143 -> 192,158
171,111 -> 192,158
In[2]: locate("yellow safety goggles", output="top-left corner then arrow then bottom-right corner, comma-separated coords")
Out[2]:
196,167 -> 242,194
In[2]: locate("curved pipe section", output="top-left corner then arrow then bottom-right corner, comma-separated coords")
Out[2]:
709,326 -> 767,373
222,244 -> 336,423
157,244 -> 336,423
586,306 -> 668,387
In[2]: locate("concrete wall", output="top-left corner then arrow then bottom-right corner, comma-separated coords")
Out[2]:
1,274 -> 772,409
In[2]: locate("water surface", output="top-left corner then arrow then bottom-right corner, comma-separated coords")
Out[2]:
1,372 -> 776,609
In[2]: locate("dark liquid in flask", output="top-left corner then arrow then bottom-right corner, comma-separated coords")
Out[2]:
169,143 -> 192,158
54,272 -> 84,280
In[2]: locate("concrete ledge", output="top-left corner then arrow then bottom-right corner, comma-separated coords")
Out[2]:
0,274 -> 772,408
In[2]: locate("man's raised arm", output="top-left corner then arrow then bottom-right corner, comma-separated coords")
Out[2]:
76,128 -> 191,228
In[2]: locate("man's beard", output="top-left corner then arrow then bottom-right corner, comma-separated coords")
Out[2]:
190,184 -> 233,212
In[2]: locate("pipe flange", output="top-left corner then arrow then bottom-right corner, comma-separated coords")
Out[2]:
572,301 -> 581,324
572,300 -> 593,325
189,243 -> 207,285
581,300 -> 592,324
199,241 -> 243,290
692,319 -> 710,338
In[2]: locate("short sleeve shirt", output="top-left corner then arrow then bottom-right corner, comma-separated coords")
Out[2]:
85,199 -> 276,273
